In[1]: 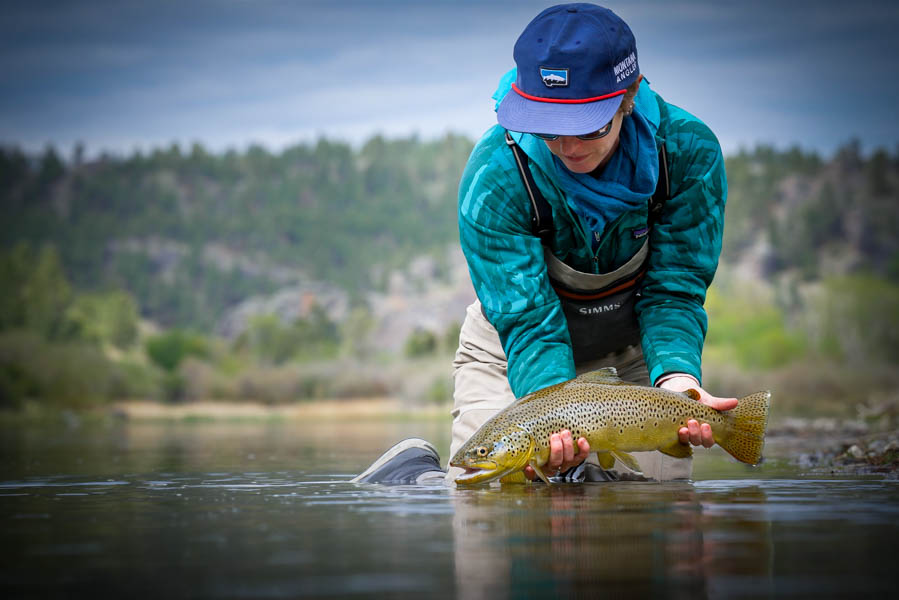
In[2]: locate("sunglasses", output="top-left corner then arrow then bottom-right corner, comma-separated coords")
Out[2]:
533,118 -> 615,141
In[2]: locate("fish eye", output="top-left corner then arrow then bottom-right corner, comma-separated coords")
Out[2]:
476,446 -> 489,457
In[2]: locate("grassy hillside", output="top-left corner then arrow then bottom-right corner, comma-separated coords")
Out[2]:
2,137 -> 898,413
1,135 -> 473,330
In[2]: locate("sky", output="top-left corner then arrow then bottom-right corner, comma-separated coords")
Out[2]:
2,0 -> 898,159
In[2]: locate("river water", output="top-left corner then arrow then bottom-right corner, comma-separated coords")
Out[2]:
2,418 -> 898,598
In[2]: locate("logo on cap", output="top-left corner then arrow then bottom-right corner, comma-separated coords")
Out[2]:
614,52 -> 637,84
540,67 -> 568,88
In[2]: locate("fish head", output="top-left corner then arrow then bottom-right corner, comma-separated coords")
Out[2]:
451,425 -> 534,485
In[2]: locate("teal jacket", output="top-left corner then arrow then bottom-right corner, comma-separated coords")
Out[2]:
458,73 -> 726,398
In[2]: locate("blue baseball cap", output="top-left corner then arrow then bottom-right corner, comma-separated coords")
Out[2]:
497,3 -> 640,136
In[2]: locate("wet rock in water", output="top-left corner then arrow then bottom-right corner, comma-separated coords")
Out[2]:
829,436 -> 899,473
771,412 -> 899,475
868,439 -> 887,456
810,417 -> 838,433
846,445 -> 866,461
797,452 -> 822,468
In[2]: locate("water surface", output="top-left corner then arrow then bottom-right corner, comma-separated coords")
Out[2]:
2,419 -> 897,598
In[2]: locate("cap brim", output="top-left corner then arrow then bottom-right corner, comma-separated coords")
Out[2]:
497,90 -> 623,136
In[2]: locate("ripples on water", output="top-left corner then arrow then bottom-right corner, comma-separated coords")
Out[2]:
1,421 -> 898,598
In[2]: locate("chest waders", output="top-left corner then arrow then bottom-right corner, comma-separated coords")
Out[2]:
504,131 -> 670,365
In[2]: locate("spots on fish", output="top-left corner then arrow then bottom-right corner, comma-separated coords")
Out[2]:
452,376 -> 756,475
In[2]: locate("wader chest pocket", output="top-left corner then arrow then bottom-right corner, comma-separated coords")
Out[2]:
553,274 -> 643,364
544,244 -> 647,364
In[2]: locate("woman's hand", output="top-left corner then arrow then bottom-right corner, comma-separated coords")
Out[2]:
658,375 -> 738,448
522,429 -> 590,480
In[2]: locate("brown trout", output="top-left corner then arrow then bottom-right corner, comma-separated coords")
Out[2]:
450,367 -> 770,485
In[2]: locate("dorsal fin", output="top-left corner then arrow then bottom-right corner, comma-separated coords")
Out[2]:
572,367 -> 624,385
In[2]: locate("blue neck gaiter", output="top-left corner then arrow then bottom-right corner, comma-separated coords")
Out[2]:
552,109 -> 659,250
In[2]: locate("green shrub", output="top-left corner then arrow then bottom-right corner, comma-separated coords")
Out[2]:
705,286 -> 807,369
0,330 -> 116,408
236,307 -> 340,365
404,328 -> 438,357
815,275 -> 899,364
59,290 -> 140,348
108,359 -> 164,399
145,330 -> 210,372
0,244 -> 72,338
425,377 -> 451,405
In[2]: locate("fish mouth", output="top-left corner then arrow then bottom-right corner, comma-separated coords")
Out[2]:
451,428 -> 536,485
453,464 -> 517,485
452,445 -> 535,486
450,459 -> 507,485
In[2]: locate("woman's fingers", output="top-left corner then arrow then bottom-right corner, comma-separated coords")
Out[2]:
549,432 -> 563,470
575,436 -> 591,459
701,393 -> 738,411
525,430 -> 592,479
561,430 -> 575,465
678,420 -> 716,447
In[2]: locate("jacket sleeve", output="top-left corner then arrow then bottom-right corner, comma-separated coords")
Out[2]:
636,108 -> 727,386
458,136 -> 576,398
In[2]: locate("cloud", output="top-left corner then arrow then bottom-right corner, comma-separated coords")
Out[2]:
1,0 -> 897,157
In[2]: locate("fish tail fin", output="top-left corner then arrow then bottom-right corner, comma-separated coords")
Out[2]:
715,391 -> 771,465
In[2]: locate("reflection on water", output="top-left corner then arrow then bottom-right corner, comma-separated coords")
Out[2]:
1,420 -> 898,598
452,483 -> 717,599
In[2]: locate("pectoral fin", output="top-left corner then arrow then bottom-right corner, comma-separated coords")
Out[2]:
499,471 -> 529,484
529,461 -> 552,484
611,450 -> 643,473
659,441 -> 694,459
597,451 -> 616,470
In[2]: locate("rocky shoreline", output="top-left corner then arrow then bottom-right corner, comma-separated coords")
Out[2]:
767,414 -> 899,477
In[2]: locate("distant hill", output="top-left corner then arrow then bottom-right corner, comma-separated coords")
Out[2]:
2,136 -> 897,337
722,141 -> 899,283
1,135 -> 473,331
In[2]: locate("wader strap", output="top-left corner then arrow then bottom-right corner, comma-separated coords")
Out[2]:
650,144 -> 670,217
505,131 -> 554,245
505,130 -> 670,243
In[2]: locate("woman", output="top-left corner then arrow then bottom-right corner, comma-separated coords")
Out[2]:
355,3 -> 736,486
